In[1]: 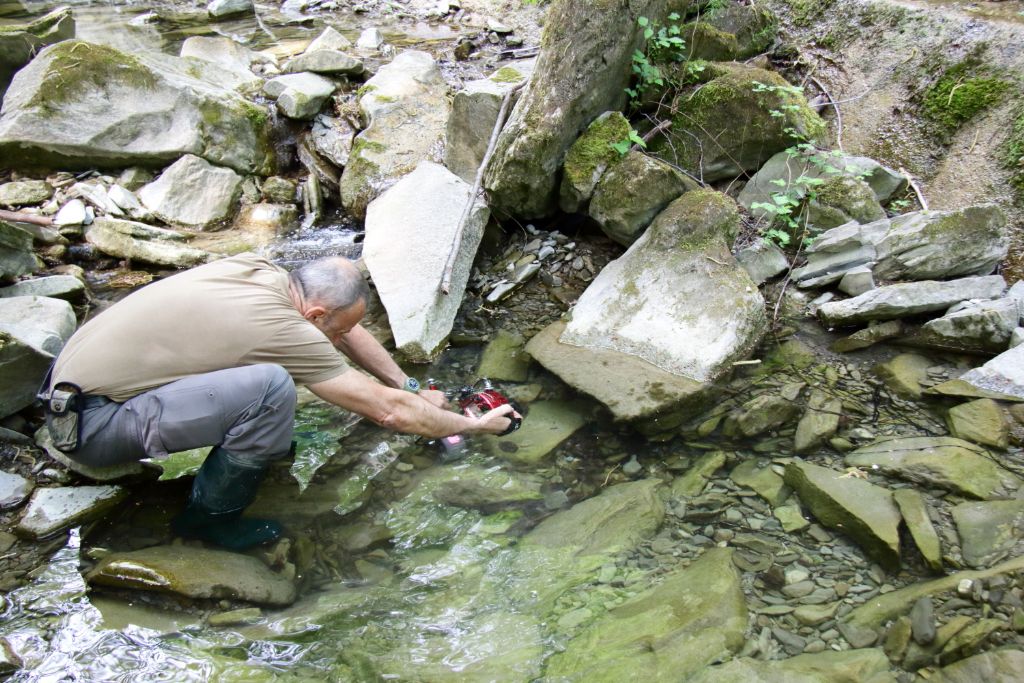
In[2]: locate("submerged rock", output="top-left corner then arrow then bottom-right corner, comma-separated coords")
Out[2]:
340,50 -> 449,219
139,155 -> 241,229
687,648 -> 890,683
484,399 -> 589,465
893,489 -> 942,572
87,545 -> 296,606
0,41 -> 273,174
952,499 -> 1024,568
476,329 -> 532,382
729,458 -> 790,506
794,388 -> 843,453
818,276 -> 1006,327
947,399 -> 1011,449
16,485 -> 126,538
0,295 -> 75,418
544,548 -> 747,682
363,162 -> 488,361
925,649 -> 1024,683
85,217 -> 214,268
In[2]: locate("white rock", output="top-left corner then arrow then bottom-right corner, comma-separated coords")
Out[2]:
956,343 -> 1024,400
139,155 -> 242,228
1009,327 -> 1024,349
818,276 -> 1007,327
180,36 -> 264,94
107,184 -> 150,220
16,486 -> 127,538
356,27 -> 384,50
207,0 -> 253,18
0,470 -> 33,510
307,26 -> 352,52
735,239 -> 789,285
263,72 -> 334,99
283,50 -> 362,76
53,199 -> 87,226
838,266 -> 875,296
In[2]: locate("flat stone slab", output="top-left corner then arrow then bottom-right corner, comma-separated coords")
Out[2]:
35,426 -> 144,482
784,461 -> 901,569
845,437 -> 1020,500
15,485 -> 127,538
893,489 -> 942,572
729,458 -> 789,506
952,499 -> 1024,568
0,275 -> 84,301
0,470 -> 33,510
950,344 -> 1024,401
687,649 -> 890,683
484,399 -> 589,465
926,650 -> 1024,683
818,276 -> 1007,327
87,545 -> 297,606
85,217 -> 213,268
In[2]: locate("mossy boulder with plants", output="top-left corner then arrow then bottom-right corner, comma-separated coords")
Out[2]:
0,40 -> 273,174
677,21 -> 740,61
559,111 -> 632,213
0,7 -> 74,99
804,174 -> 886,230
700,2 -> 777,58
648,63 -> 826,182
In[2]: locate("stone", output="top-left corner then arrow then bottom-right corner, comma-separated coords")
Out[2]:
775,505 -> 810,532
926,647 -> 1024,682
363,162 -> 488,361
483,0 -> 665,217
544,548 -> 746,681
805,175 -> 886,230
736,239 -> 790,285
671,451 -> 728,497
340,51 -> 449,219
476,329 -> 531,381
1011,327 -> 1024,348
687,649 -> 890,683
558,111 -> 631,214
838,266 -> 874,296
910,597 -> 936,645
939,619 -> 1004,666
0,275 -> 84,302
830,320 -> 903,353
677,21 -> 741,61
884,616 -> 913,661
137,155 -> 241,229
794,388 -> 842,453
15,485 -> 127,538
0,7 -> 74,100
53,199 -> 88,227
272,74 -> 337,120
784,461 -> 901,569
261,177 -> 297,204
0,40 -> 273,175
649,63 -> 825,183
795,601 -> 841,627
0,220 -> 38,280
307,27 -> 353,52
528,191 -> 765,432
846,436 -> 1020,499
946,344 -> 1024,401
948,399 -> 1011,449
356,28 -> 384,51
180,36 -> 264,94
311,115 -> 356,168
952,499 -> 1024,568
118,168 -> 153,192
819,276 -> 1007,327
445,66 -> 531,184
902,615 -> 973,670
208,607 -> 262,626
729,458 -> 790,505
85,217 -> 213,268
208,0 -> 253,18
730,394 -> 798,437
283,50 -> 363,76
0,470 -> 32,510
35,426 -> 144,482
232,203 -> 299,236
484,400 -> 589,465
430,467 -> 544,509
902,297 -> 1019,354
87,545 -> 296,606
0,180 -> 52,207
698,3 -> 777,59
893,489 -> 942,572
0,295 -> 75,418
589,150 -> 698,245
873,353 -> 934,399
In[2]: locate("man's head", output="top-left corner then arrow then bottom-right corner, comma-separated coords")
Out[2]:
290,257 -> 370,344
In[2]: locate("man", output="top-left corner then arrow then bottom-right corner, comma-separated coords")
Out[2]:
47,254 -> 516,550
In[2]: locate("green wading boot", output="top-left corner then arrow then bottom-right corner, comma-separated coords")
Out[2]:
171,447 -> 282,550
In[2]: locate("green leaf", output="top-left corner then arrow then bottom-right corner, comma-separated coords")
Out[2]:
637,16 -> 649,26
769,178 -> 788,187
668,11 -> 680,20
644,27 -> 654,39
610,139 -> 631,156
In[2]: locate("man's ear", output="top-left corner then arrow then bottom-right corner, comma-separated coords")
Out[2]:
303,304 -> 328,323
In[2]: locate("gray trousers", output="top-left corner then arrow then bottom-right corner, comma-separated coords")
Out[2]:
70,364 -> 297,469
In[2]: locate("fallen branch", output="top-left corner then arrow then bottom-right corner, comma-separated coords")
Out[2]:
899,167 -> 929,211
637,119 -> 672,149
0,209 -> 54,227
809,76 -> 843,152
440,80 -> 526,295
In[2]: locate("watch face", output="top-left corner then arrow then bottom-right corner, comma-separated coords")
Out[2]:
406,377 -> 420,392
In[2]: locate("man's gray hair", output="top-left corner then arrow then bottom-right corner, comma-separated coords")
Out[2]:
291,257 -> 369,312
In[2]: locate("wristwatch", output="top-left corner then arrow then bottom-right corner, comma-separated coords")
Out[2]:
402,377 -> 421,393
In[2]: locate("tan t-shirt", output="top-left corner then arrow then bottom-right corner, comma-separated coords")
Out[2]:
53,255 -> 348,401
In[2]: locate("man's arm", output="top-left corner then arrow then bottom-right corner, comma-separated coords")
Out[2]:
308,369 -> 514,438
333,323 -> 406,388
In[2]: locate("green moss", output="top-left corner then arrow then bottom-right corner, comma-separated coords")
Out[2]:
922,60 -> 1010,139
1003,108 -> 1024,197
372,94 -> 398,103
490,66 -> 525,84
27,41 -> 156,110
563,112 -> 632,184
790,0 -> 838,27
355,83 -> 377,98
678,22 -> 738,61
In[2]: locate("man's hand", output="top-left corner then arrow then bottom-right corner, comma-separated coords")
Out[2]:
466,403 -> 520,435
419,389 -> 449,409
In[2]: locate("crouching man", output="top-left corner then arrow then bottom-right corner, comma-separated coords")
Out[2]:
43,254 -> 516,550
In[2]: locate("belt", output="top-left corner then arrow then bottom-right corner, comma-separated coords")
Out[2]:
79,395 -> 112,410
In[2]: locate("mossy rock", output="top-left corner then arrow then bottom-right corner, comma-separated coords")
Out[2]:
804,175 -> 886,230
649,63 -> 826,182
705,3 -> 778,58
559,111 -> 632,213
678,21 -> 740,62
922,57 -> 1010,141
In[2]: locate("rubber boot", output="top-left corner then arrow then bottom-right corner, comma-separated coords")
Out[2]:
171,446 -> 282,550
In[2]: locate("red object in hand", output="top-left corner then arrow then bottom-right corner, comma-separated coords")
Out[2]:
455,379 -> 522,436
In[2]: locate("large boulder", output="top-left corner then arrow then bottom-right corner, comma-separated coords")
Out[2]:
544,548 -> 747,682
688,3 -> 777,60
804,175 -> 886,230
340,50 -> 449,219
0,296 -> 76,418
179,36 -> 266,95
588,149 -> 699,245
817,276 -> 1007,327
363,162 -> 488,361
0,7 -> 74,100
0,40 -> 273,174
901,297 -> 1020,354
138,154 -> 241,228
558,111 -> 631,213
444,63 -> 531,184
527,190 -> 766,432
84,217 -> 214,268
648,63 -> 826,182
0,220 -> 40,281
483,0 -> 665,218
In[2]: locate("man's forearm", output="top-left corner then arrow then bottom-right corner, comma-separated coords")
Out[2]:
335,324 -> 408,388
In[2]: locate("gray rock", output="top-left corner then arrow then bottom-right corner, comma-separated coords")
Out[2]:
16,485 -> 127,538
117,168 -> 154,192
0,40 -> 273,175
0,470 -> 33,510
0,275 -> 84,301
729,458 -> 790,506
311,114 -> 356,168
1012,327 -> 1024,349
208,0 -> 253,17
483,0 -> 665,217
909,597 -> 936,645
1008,280 -> 1024,321
529,191 -> 766,432
846,436 -> 1019,499
275,75 -> 337,120
284,50 -> 363,76
0,7 -> 74,100
261,177 -> 297,204
687,649 -> 890,683
894,489 -> 942,572
107,184 -> 150,221
356,27 -> 384,51
340,51 -> 449,219
784,461 -> 901,569
736,239 -> 790,285
558,111 -> 630,214
545,548 -> 747,681
53,199 -> 88,227
952,344 -> 1024,401
730,394 -> 798,437
85,217 -> 214,267
818,276 -> 1007,327
873,353 -> 933,398
0,180 -> 52,207
0,221 -> 40,280
180,36 -> 264,94
139,155 -> 241,228
445,66 -> 530,184
671,451 -> 727,497
805,175 -> 886,230
925,649 -> 1024,683
952,499 -> 1024,568
589,150 -> 699,245
838,266 -> 874,296
830,320 -> 903,353
263,72 -> 332,100
483,399 -> 589,465
363,162 -> 487,360
901,297 -> 1019,354
0,296 -> 75,418
794,388 -> 842,453
87,545 -> 296,606
307,26 -> 353,52
947,399 -> 1011,449
232,203 -> 299,236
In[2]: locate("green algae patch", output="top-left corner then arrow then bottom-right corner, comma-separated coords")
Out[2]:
922,59 -> 1010,140
559,111 -> 632,213
1004,108 -> 1024,198
26,41 -> 156,111
490,66 -> 526,83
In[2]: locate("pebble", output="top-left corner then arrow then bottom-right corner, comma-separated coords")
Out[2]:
394,462 -> 415,473
622,456 -> 642,476
803,639 -> 827,653
773,626 -> 807,654
782,580 -> 816,598
785,568 -> 810,585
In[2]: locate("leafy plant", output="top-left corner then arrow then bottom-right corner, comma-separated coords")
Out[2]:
610,128 -> 647,156
625,14 -> 687,105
